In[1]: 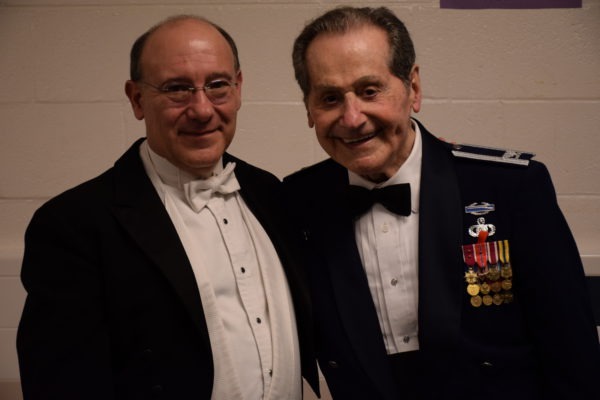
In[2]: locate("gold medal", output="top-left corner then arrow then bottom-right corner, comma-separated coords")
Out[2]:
480,282 -> 491,294
488,265 -> 501,281
467,284 -> 480,296
501,279 -> 512,291
501,263 -> 513,279
465,268 -> 478,284
470,295 -> 483,307
492,293 -> 503,305
482,294 -> 493,306
490,281 -> 502,293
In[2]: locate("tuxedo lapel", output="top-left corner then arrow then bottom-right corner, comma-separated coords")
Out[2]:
225,153 -> 280,244
225,154 -> 320,393
109,140 -> 211,349
417,126 -> 463,356
224,154 -> 293,280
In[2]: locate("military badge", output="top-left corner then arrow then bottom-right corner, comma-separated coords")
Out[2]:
465,202 -> 495,216
461,240 -> 514,308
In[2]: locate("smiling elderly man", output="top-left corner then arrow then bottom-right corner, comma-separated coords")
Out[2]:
284,6 -> 600,400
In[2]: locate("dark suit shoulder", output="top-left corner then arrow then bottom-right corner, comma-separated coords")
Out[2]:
450,142 -> 535,167
417,120 -> 537,173
36,167 -> 114,222
432,135 -> 549,190
452,147 -> 549,187
35,140 -> 145,214
284,158 -> 344,188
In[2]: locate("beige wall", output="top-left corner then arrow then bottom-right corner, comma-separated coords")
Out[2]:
1,1 -> 599,399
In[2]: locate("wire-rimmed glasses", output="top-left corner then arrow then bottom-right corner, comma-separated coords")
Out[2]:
139,79 -> 238,105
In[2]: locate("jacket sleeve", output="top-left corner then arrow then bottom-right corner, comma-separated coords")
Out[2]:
511,161 -> 600,398
17,203 -> 115,400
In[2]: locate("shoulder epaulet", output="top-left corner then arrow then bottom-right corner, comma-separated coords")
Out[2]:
451,143 -> 535,166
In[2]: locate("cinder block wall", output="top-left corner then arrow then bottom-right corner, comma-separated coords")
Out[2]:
1,1 -> 599,399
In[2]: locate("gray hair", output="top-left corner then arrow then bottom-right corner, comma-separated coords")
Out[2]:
292,6 -> 415,101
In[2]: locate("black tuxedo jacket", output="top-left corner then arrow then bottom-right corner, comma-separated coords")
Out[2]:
17,139 -> 318,399
283,121 -> 600,400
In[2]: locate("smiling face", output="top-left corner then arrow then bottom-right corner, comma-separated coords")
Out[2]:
125,19 -> 242,178
304,25 -> 421,182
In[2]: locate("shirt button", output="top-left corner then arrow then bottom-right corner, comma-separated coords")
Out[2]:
223,218 -> 228,224
328,361 -> 339,368
241,267 -> 246,273
382,223 -> 389,233
268,369 -> 273,376
391,278 -> 398,286
403,336 -> 410,343
256,317 -> 262,324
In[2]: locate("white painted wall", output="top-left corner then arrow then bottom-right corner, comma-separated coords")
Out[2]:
1,1 -> 599,399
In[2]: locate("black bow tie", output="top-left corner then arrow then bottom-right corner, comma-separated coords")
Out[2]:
345,184 -> 411,217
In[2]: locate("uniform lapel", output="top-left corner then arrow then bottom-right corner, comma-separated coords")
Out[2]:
316,124 -> 465,394
109,140 -> 211,349
417,125 -> 463,357
317,162 -> 400,398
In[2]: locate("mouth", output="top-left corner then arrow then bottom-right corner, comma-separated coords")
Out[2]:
339,131 -> 377,145
179,128 -> 218,137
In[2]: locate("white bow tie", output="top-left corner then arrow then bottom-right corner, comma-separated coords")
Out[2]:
183,162 -> 241,213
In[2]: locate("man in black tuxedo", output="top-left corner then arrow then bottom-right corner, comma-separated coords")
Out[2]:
284,6 -> 600,400
17,15 -> 317,400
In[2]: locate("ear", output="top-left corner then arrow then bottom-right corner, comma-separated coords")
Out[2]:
307,110 -> 315,128
408,65 -> 422,114
125,80 -> 145,121
234,70 -> 243,110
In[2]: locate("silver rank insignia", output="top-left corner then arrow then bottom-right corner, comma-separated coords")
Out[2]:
452,143 -> 535,166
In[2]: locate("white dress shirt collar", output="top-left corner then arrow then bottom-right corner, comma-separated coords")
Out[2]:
144,143 -> 224,190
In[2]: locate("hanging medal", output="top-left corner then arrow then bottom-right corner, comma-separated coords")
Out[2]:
500,240 -> 513,279
474,242 -> 490,306
487,241 -> 501,281
462,244 -> 482,307
497,240 -> 513,304
477,241 -> 496,306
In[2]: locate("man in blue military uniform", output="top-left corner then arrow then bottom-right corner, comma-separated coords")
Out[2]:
284,6 -> 600,400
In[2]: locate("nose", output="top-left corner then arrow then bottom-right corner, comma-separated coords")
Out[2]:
185,90 -> 214,122
339,94 -> 366,129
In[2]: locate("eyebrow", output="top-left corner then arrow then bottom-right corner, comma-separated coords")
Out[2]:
205,71 -> 236,82
312,75 -> 384,92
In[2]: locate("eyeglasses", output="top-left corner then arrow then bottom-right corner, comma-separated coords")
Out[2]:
139,79 -> 238,105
